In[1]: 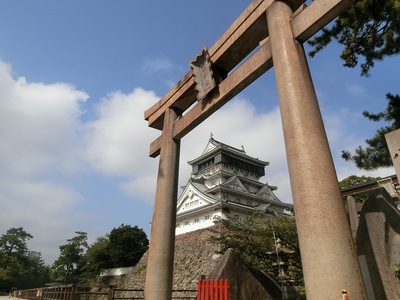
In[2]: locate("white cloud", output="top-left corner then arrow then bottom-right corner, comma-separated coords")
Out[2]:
0,61 -> 88,176
0,61 -> 89,263
142,57 -> 175,74
83,88 -> 159,176
120,175 -> 157,203
82,88 -> 160,203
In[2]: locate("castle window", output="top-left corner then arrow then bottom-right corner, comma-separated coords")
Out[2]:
205,215 -> 210,220
194,218 -> 199,223
198,157 -> 215,172
185,221 -> 189,226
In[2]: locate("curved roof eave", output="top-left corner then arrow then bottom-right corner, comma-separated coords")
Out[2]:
222,200 -> 293,213
188,138 -> 269,167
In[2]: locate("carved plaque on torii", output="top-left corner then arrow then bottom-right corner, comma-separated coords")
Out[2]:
190,46 -> 218,101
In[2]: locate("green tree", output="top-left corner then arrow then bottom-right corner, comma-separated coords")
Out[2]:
341,94 -> 400,170
210,214 -> 303,285
108,224 -> 148,268
81,236 -> 112,282
339,174 -> 380,202
80,224 -> 149,283
0,227 -> 32,270
52,231 -> 88,284
0,227 -> 49,291
20,254 -> 50,289
308,0 -> 400,77
308,0 -> 400,170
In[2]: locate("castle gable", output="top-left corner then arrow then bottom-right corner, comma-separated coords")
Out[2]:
257,185 -> 281,202
177,182 -> 217,214
221,176 -> 249,193
201,138 -> 219,155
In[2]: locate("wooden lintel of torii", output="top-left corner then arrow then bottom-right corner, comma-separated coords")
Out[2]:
144,0 -> 352,158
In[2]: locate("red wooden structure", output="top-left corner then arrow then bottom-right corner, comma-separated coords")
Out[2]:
197,279 -> 229,300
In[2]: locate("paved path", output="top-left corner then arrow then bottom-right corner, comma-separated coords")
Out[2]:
0,297 -> 25,300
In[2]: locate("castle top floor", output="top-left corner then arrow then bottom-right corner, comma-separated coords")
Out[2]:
188,136 -> 268,180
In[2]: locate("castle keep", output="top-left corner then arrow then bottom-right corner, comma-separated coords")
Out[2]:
176,136 -> 293,235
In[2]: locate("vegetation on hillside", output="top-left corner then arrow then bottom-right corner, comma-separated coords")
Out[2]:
210,214 -> 303,285
0,224 -> 148,291
0,227 -> 50,293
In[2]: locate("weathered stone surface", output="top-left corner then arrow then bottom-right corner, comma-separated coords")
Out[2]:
356,188 -> 400,299
120,228 -> 221,290
268,1 -> 366,298
106,228 -> 298,299
385,129 -> 400,181
208,248 -> 282,300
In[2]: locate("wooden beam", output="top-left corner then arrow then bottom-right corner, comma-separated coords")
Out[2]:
149,0 -> 350,157
149,136 -> 161,158
291,0 -> 353,43
144,0 -> 286,130
150,39 -> 273,157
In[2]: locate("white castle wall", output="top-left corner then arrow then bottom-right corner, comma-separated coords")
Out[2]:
175,211 -> 222,235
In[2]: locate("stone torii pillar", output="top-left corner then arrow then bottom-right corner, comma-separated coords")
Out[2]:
144,108 -> 181,299
385,129 -> 400,181
143,0 -> 367,299
267,1 -> 366,298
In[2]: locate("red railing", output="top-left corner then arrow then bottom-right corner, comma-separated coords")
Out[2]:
197,279 -> 229,300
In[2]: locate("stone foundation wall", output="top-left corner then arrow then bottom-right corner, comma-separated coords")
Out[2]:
120,228 -> 220,290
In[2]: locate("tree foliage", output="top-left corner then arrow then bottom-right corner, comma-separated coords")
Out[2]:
0,227 -> 50,292
339,174 -> 380,189
81,236 -> 112,282
0,224 -> 149,289
0,227 -> 32,270
308,0 -> 400,77
52,231 -> 88,284
108,224 -> 149,268
341,94 -> 400,170
308,0 -> 400,170
210,214 -> 303,284
67,224 -> 149,282
339,174 -> 380,202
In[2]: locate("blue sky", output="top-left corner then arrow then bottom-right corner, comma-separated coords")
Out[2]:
0,1 -> 398,264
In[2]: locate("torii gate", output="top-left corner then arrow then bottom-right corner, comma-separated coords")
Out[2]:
143,0 -> 367,299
